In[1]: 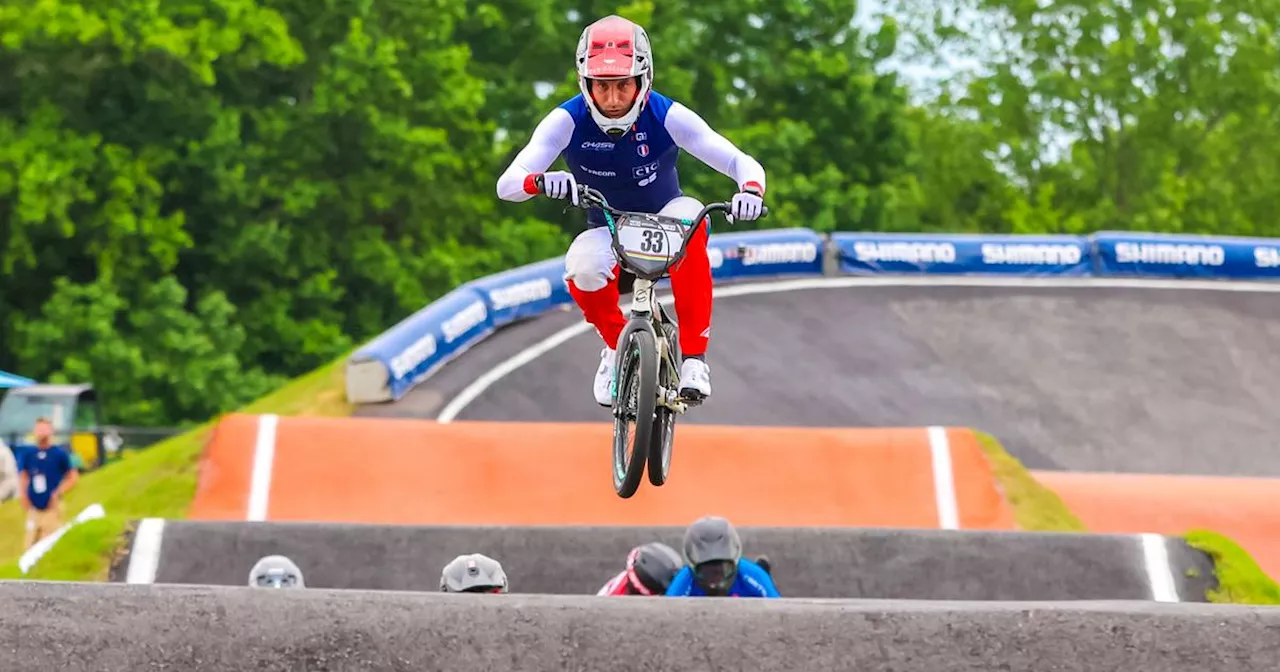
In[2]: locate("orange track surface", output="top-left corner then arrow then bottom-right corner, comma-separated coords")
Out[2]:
188,414 -> 1014,530
1034,470 -> 1280,579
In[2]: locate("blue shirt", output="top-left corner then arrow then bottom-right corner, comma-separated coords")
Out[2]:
665,558 -> 781,597
557,91 -> 683,228
18,444 -> 74,510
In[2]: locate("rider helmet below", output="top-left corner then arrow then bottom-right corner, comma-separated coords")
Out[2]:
575,15 -> 654,137
623,542 -> 684,595
248,554 -> 305,589
682,515 -> 743,596
440,553 -> 509,593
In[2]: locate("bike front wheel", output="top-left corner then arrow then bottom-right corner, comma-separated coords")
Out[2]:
612,328 -> 657,498
647,320 -> 679,487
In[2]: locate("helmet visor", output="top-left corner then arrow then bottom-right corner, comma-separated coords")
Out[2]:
693,559 -> 737,594
253,568 -> 300,588
459,584 -> 505,594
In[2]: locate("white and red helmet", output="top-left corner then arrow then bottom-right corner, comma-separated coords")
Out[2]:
575,15 -> 654,138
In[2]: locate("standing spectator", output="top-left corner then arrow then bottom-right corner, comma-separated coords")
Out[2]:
16,417 -> 79,550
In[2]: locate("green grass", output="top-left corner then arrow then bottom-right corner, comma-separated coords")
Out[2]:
1184,529 -> 1280,605
974,430 -> 1280,603
0,517 -> 131,581
972,430 -> 1088,533
0,351 -> 354,581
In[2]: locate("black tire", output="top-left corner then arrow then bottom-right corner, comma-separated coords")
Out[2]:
647,320 -> 679,487
613,328 -> 657,499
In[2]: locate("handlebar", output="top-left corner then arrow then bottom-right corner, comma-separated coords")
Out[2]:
531,174 -> 769,226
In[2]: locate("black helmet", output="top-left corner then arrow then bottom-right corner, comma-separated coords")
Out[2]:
440,553 -> 509,593
624,542 -> 683,595
682,516 -> 742,595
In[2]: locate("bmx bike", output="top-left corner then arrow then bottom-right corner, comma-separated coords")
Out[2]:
532,175 -> 767,498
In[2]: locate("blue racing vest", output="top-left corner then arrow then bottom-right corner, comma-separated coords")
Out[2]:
557,91 -> 683,228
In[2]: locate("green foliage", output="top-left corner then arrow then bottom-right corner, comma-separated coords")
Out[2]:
1184,529 -> 1280,604
0,0 -> 570,425
4,0 -> 1278,426
886,0 -> 1280,234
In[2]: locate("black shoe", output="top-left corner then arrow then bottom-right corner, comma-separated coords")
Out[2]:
754,555 -> 772,575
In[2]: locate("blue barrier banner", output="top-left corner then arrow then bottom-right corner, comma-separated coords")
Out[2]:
468,257 -> 573,327
1092,231 -> 1280,279
832,232 -> 1091,276
705,228 -> 825,280
351,284 -> 494,400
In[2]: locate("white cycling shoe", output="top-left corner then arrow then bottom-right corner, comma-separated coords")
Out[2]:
678,358 -> 712,401
593,347 -> 616,407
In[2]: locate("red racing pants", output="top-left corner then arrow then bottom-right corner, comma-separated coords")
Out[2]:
563,196 -> 712,358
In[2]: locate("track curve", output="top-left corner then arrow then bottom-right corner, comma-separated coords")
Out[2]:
357,277 -> 1280,477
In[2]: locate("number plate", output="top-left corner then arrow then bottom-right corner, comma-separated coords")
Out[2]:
617,219 -> 685,261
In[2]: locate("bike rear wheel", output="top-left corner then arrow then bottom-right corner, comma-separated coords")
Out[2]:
612,328 -> 657,498
647,319 -> 679,487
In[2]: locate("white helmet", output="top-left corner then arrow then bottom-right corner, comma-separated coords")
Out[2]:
248,554 -> 305,589
440,553 -> 509,593
575,15 -> 654,138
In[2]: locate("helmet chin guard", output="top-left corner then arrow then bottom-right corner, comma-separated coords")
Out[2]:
575,15 -> 654,138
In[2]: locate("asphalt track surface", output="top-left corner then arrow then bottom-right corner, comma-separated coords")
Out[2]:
112,521 -> 1217,602
358,278 -> 1280,477
4,582 -> 1279,672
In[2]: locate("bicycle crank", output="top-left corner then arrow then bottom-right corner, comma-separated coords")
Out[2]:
657,386 -> 697,413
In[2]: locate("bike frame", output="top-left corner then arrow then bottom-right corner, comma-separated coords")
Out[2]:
528,174 -> 768,497
578,184 -> 739,412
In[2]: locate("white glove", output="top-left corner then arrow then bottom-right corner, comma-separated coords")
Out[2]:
540,171 -> 579,206
730,185 -> 764,222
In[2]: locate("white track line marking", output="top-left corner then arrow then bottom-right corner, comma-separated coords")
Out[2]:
435,275 -> 1280,422
927,426 -> 960,530
437,323 -> 593,422
125,518 -> 166,585
246,414 -> 278,522
1140,533 -> 1181,602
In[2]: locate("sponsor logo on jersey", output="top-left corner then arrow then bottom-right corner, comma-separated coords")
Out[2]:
853,241 -> 957,264
981,243 -> 1083,265
632,160 -> 660,187
632,161 -> 660,179
1255,246 -> 1280,268
489,278 -> 554,310
1114,242 -> 1225,266
441,300 -> 488,344
581,166 -> 617,178
637,143 -> 650,157
580,141 -> 615,151
634,132 -> 647,142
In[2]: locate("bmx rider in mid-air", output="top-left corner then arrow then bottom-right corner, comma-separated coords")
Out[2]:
496,14 -> 768,408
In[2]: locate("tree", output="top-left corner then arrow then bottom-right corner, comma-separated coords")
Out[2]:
887,0 -> 1280,234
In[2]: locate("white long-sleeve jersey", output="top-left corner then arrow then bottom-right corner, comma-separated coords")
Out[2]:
496,91 -> 765,226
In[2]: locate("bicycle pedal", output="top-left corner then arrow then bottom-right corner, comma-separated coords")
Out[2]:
678,391 -> 706,406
